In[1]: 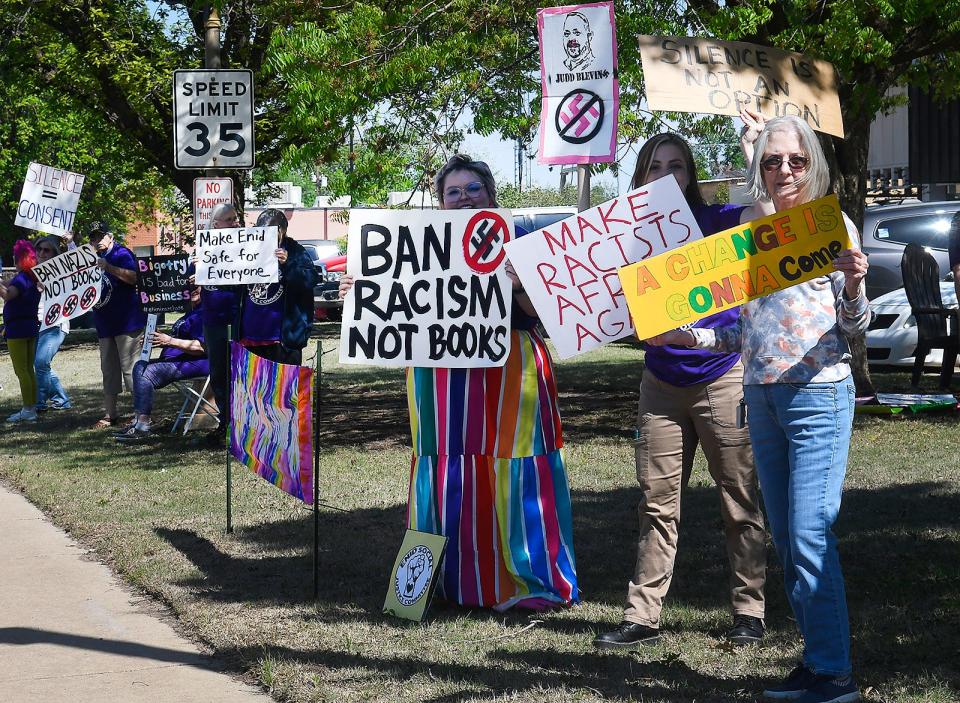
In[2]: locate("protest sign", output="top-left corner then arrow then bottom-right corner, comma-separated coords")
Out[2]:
194,226 -> 279,285
383,529 -> 448,622
193,177 -> 233,231
638,36 -> 844,138
620,194 -> 852,339
14,162 -> 85,237
339,209 -> 514,368
504,176 -> 702,358
136,254 -> 192,314
140,313 -> 159,362
230,342 -> 314,504
32,244 -> 103,330
537,2 -> 619,164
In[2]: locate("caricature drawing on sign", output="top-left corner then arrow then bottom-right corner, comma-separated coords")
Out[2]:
562,12 -> 595,72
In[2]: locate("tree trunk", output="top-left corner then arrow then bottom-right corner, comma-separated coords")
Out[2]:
823,114 -> 876,397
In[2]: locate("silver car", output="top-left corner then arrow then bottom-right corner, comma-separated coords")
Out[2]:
866,282 -> 958,368
861,200 -> 960,300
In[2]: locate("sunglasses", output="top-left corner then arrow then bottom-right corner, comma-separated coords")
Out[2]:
444,181 -> 485,201
760,154 -> 809,172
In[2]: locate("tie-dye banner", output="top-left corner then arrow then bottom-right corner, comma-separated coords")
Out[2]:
229,342 -> 314,503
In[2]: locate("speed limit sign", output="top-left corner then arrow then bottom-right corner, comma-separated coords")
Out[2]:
173,69 -> 255,169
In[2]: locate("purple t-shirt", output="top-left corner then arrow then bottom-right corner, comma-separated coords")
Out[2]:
93,244 -> 146,338
201,286 -> 239,327
160,307 -> 206,362
3,272 -> 41,339
642,203 -> 745,387
240,281 -> 283,344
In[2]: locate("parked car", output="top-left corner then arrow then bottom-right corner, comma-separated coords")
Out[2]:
865,281 -> 958,367
299,240 -> 344,322
512,206 -> 578,234
861,200 -> 960,300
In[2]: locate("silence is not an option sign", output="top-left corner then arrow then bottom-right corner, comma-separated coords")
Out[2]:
339,209 -> 515,368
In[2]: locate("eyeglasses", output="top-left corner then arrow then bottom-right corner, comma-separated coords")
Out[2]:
760,154 -> 809,172
444,181 -> 485,201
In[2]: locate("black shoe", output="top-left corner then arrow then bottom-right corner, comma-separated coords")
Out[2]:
115,425 -> 154,443
593,621 -> 661,649
727,614 -> 764,644
763,664 -> 818,700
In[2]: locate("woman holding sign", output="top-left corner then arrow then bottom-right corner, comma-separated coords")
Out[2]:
647,116 -> 869,703
33,236 -> 72,412
1,240 -> 41,423
339,155 -> 579,610
595,133 -> 767,650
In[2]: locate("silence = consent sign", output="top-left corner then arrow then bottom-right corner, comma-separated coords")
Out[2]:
194,226 -> 279,285
504,175 -> 702,358
33,244 -> 103,331
339,209 -> 514,368
15,162 -> 85,237
620,195 -> 852,339
638,36 -> 844,137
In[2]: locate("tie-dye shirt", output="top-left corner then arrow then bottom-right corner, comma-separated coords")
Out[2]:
690,213 -> 870,385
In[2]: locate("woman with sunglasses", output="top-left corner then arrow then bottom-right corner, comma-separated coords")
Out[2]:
340,154 -> 578,610
33,236 -> 72,412
595,131 -> 766,651
647,116 -> 869,703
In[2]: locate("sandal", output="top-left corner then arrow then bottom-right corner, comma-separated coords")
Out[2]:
91,416 -> 119,430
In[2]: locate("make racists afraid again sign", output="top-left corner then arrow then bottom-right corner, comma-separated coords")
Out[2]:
504,175 -> 702,358
538,2 -> 619,164
339,209 -> 515,368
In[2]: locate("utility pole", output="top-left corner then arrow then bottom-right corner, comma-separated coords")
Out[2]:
577,164 -> 591,212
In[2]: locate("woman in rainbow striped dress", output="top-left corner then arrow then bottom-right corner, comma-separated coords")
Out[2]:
342,155 -> 579,610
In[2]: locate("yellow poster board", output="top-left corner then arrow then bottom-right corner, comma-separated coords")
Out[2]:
619,194 -> 852,339
383,529 -> 448,622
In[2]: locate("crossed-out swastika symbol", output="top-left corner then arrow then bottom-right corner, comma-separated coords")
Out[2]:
554,89 -> 604,144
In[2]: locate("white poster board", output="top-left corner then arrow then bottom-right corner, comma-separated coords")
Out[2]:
537,2 -> 619,165
340,209 -> 514,368
194,227 -> 279,285
194,177 -> 234,231
140,313 -> 159,362
504,176 -> 703,358
32,244 -> 103,331
14,162 -> 85,237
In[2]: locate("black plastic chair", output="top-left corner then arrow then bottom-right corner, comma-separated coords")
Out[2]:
900,243 -> 959,388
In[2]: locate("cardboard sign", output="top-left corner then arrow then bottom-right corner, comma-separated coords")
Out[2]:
339,209 -> 514,368
140,313 -> 159,362
194,177 -> 234,231
194,226 -> 279,285
14,162 -> 85,237
537,2 -> 619,164
383,530 -> 448,622
32,244 -> 103,330
137,255 -> 192,314
638,36 -> 844,138
504,176 -> 702,358
620,194 -> 852,339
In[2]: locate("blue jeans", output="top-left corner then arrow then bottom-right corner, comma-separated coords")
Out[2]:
744,377 -> 855,676
132,358 -> 209,416
35,327 -> 70,409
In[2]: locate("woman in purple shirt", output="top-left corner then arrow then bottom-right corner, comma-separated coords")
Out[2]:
594,133 -> 766,650
1,240 -> 42,423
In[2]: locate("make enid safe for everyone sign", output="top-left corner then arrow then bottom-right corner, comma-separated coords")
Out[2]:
32,244 -> 103,331
504,175 -> 702,358
537,2 -> 619,164
229,342 -> 314,504
339,209 -> 514,368
620,194 -> 852,339
14,162 -> 85,237
638,36 -> 844,138
136,255 -> 192,314
383,529 -> 448,622
194,226 -> 279,285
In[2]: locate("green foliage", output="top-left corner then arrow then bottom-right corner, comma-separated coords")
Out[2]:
497,183 -> 618,209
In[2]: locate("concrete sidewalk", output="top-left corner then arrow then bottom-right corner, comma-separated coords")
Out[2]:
0,482 -> 271,703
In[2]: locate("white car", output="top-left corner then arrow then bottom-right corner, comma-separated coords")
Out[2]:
866,282 -> 958,367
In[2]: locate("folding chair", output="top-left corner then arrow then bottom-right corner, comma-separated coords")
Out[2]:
170,376 -> 220,435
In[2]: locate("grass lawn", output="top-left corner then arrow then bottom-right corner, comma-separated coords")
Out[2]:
1,323 -> 958,702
